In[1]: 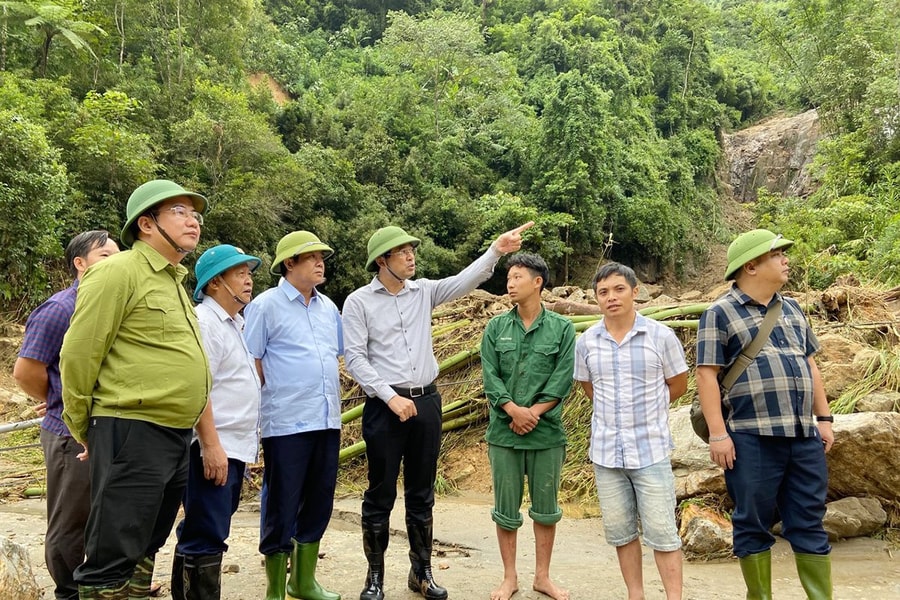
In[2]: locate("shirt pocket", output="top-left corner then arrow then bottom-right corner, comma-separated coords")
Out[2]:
531,342 -> 560,375
143,293 -> 191,341
497,341 -> 518,376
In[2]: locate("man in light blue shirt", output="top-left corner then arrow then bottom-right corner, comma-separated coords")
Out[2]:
243,231 -> 342,600
574,262 -> 688,600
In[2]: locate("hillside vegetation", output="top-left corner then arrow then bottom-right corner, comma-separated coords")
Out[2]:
0,0 -> 898,313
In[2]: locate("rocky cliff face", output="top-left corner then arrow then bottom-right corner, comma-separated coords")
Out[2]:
721,108 -> 822,202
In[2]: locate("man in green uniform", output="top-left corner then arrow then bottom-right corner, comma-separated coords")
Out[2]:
61,179 -> 211,600
481,253 -> 576,600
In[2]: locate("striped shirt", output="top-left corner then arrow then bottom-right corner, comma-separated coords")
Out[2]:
18,283 -> 78,437
696,284 -> 820,437
575,313 -> 688,469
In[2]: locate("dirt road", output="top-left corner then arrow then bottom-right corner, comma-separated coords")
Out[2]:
2,492 -> 898,599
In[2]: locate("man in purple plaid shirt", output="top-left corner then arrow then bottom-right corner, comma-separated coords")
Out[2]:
14,230 -> 119,600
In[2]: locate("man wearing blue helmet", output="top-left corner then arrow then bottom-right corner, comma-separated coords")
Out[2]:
171,245 -> 263,600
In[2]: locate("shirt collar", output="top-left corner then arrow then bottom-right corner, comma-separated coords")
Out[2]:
134,240 -> 188,283
201,295 -> 242,325
277,277 -> 319,304
596,311 -> 647,340
369,275 -> 419,295
509,305 -> 547,327
728,282 -> 783,308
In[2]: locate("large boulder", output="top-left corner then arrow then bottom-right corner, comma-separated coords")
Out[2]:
0,537 -> 40,600
823,497 -> 887,541
826,413 -> 900,500
670,406 -> 726,500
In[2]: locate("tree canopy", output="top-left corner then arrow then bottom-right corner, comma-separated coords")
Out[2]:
1,0 -> 898,308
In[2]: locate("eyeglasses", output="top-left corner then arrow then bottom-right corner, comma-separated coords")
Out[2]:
155,205 -> 204,226
385,247 -> 416,259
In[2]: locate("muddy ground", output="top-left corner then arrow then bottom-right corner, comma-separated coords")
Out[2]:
2,491 -> 899,600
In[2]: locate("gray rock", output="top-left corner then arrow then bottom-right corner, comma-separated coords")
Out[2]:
679,504 -> 733,560
855,392 -> 900,413
670,406 -> 726,500
0,537 -> 40,600
823,497 -> 887,541
827,413 -> 900,500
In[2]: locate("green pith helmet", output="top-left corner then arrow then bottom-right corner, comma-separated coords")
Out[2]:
366,226 -> 421,272
271,231 -> 334,275
193,244 -> 261,302
120,179 -> 207,248
724,229 -> 794,280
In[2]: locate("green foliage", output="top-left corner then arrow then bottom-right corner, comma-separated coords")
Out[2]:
2,0 -> 897,312
0,109 -> 68,305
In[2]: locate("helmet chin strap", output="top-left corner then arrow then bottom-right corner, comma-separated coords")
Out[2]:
385,264 -> 405,282
150,213 -> 191,255
220,279 -> 249,306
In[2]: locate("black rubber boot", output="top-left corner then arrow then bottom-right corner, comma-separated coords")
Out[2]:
171,553 -> 187,600
406,518 -> 448,600
186,554 -> 223,600
359,521 -> 389,600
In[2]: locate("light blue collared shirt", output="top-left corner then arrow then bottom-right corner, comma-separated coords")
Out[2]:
574,313 -> 688,469
243,278 -> 343,438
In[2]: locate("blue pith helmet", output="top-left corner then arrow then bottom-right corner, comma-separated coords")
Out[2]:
193,244 -> 261,301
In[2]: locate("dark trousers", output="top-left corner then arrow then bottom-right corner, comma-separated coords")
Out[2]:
40,428 -> 91,600
175,441 -> 245,556
259,429 -> 340,555
725,431 -> 831,557
361,391 -> 442,526
75,417 -> 191,587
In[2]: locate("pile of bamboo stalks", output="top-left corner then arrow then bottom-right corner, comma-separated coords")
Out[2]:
337,299 -> 711,464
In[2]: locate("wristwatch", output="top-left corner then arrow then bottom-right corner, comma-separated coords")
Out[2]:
816,415 -> 834,422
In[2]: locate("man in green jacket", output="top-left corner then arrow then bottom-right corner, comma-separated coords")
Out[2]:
61,179 -> 211,600
481,253 -> 575,600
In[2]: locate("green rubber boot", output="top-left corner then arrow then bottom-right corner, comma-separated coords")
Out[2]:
286,540 -> 340,600
265,553 -> 289,600
795,552 -> 833,600
739,550 -> 773,600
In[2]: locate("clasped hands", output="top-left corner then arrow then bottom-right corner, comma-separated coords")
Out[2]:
506,403 -> 539,435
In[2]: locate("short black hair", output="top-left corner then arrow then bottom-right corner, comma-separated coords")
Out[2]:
65,230 -> 111,278
506,252 -> 550,291
591,262 -> 638,291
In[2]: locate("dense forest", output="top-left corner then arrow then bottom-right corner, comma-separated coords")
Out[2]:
1,0 -> 898,312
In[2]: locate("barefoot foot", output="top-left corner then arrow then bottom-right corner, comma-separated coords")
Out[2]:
533,576 -> 569,600
491,576 -> 519,600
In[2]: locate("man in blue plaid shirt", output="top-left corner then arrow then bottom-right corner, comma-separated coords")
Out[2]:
696,229 -> 834,600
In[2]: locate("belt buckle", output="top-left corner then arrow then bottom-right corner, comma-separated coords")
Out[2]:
409,386 -> 424,398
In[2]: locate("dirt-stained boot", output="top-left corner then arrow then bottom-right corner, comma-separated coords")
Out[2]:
406,518 -> 448,600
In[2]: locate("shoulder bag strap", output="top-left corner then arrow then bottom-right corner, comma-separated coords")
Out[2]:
720,298 -> 783,393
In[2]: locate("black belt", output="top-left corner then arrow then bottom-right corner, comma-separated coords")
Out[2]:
390,384 -> 437,398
